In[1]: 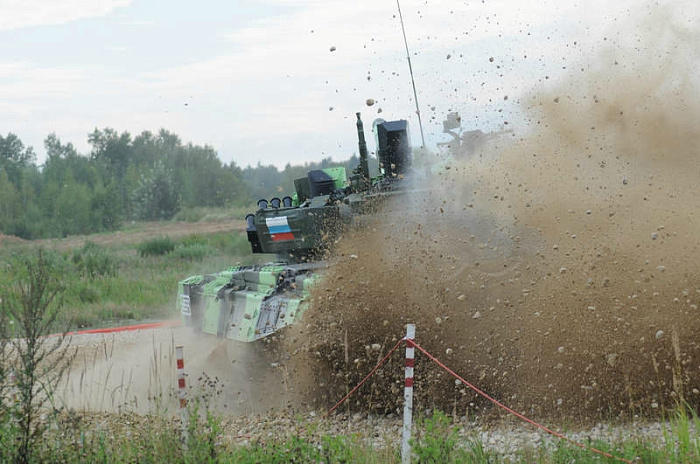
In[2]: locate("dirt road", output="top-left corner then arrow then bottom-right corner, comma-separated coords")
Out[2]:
58,323 -> 296,415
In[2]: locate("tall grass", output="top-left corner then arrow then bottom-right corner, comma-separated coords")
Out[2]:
0,404 -> 697,463
0,230 -> 257,330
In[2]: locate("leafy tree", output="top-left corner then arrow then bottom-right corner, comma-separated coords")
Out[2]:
243,162 -> 284,202
53,172 -> 92,236
0,133 -> 36,187
0,169 -> 19,232
0,128 -> 365,239
223,161 -> 249,206
42,135 -> 110,237
88,128 -> 132,179
1,249 -> 74,464
7,172 -> 41,239
44,133 -> 76,161
0,134 -> 39,237
90,178 -> 122,231
88,128 -> 133,215
132,161 -> 180,220
44,134 -> 99,188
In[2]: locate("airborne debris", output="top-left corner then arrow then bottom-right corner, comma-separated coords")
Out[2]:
248,7 -> 700,423
606,354 -> 618,368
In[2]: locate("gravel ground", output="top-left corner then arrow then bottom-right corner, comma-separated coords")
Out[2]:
55,326 -> 689,462
69,407 -> 684,462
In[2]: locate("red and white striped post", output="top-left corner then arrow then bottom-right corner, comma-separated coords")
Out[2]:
402,323 -> 416,464
175,345 -> 189,443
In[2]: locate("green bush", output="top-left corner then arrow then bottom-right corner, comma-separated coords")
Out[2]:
175,243 -> 213,261
179,233 -> 208,247
71,241 -> 118,279
208,232 -> 250,256
75,282 -> 100,304
0,413 -> 19,463
137,236 -> 176,257
412,410 -> 462,463
238,435 -> 358,463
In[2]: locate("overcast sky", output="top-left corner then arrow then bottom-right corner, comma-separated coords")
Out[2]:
0,0 -> 689,168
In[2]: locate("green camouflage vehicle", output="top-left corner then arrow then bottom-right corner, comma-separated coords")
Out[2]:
178,112 -> 412,341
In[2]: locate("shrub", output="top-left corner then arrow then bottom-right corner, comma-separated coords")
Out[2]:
412,410 -> 461,463
0,249 -> 74,464
72,241 -> 118,279
179,233 -> 208,248
208,232 -> 251,256
75,282 -> 100,304
175,244 -> 213,261
137,236 -> 176,257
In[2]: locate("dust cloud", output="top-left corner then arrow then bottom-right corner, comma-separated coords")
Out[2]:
282,3 -> 700,423
58,325 -> 297,416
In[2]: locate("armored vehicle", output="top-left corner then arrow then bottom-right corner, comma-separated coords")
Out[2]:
178,113 -> 412,341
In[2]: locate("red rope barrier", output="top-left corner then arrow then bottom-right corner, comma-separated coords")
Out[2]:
323,338 -> 404,418
64,320 -> 181,336
318,332 -> 635,463
410,340 -> 635,464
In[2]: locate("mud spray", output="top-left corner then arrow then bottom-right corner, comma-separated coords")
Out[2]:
276,3 -> 700,424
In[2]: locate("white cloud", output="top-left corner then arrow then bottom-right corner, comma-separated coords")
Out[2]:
122,20 -> 155,26
0,62 -> 87,99
0,0 -> 132,30
2,0 -> 696,168
127,0 -> 600,161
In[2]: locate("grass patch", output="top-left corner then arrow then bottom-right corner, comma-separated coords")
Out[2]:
174,206 -> 254,223
71,241 -> 118,278
137,236 -> 176,257
0,406 -> 698,463
0,229 -> 260,330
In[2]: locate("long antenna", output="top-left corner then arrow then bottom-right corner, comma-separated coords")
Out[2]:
396,0 -> 426,150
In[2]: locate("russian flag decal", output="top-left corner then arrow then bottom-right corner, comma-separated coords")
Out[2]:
266,216 -> 294,242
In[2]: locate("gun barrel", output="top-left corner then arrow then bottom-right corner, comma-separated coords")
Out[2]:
356,112 -> 370,183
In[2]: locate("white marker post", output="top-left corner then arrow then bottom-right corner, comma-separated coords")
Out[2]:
402,324 -> 416,464
175,345 -> 189,444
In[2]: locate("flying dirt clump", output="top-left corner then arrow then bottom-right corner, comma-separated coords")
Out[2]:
282,4 -> 700,423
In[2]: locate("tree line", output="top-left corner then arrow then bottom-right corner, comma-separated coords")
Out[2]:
0,130 -> 361,239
